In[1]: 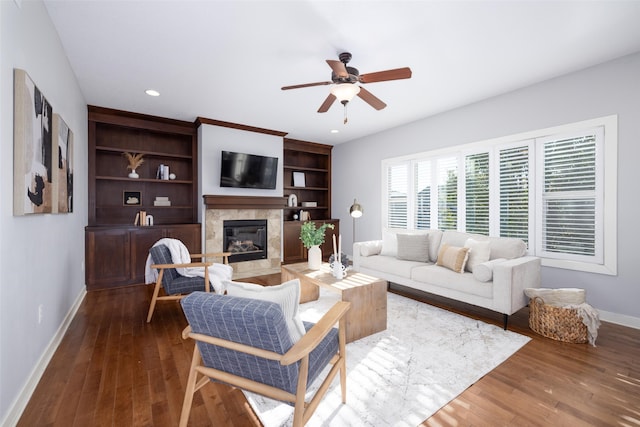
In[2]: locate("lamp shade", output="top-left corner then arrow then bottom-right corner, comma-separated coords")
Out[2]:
350,199 -> 363,218
330,83 -> 361,102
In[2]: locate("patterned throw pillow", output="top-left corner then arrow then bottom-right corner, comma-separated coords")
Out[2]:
436,243 -> 470,273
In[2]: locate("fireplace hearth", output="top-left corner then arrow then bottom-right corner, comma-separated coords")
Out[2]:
223,219 -> 267,263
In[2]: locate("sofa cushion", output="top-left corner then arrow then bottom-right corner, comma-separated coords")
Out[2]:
436,244 -> 470,273
473,258 -> 507,282
397,233 -> 430,262
226,279 -> 306,343
411,265 -> 493,298
439,230 -> 527,261
358,254 -> 427,279
464,238 -> 491,272
487,236 -> 527,260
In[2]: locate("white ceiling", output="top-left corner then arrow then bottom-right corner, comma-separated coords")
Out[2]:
44,0 -> 640,145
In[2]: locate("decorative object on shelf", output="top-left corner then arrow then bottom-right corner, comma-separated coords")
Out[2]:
169,173 -> 176,180
145,214 -> 154,226
153,196 -> 171,207
134,210 -> 148,226
302,201 -> 317,207
157,164 -> 170,180
293,171 -> 306,187
300,221 -> 335,270
300,210 -> 311,221
123,191 -> 141,206
13,68 -> 54,215
287,193 -> 298,207
331,234 -> 347,279
123,152 -> 144,178
350,198 -> 363,243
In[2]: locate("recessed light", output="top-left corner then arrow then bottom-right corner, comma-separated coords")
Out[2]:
145,89 -> 160,97
330,129 -> 339,134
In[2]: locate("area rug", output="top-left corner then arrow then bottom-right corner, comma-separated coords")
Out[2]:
244,289 -> 530,426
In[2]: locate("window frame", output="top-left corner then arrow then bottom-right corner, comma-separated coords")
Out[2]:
381,115 -> 617,275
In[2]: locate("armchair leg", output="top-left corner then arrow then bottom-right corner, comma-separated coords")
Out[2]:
147,271 -> 164,323
179,345 -> 202,427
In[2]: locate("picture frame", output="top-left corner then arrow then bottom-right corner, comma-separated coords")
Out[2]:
13,68 -> 53,215
293,171 -> 306,187
123,191 -> 141,206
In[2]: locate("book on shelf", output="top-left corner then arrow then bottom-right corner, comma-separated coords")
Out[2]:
153,201 -> 172,206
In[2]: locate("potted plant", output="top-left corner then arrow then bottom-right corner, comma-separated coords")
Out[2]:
300,221 -> 334,270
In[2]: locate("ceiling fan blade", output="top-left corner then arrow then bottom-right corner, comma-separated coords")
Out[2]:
357,87 -> 387,110
326,60 -> 349,78
317,94 -> 337,113
281,81 -> 332,90
359,67 -> 412,84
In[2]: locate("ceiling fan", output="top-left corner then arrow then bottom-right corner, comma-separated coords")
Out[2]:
281,52 -> 412,122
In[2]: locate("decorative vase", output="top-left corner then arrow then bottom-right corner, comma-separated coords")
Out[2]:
307,245 -> 322,270
128,170 -> 139,179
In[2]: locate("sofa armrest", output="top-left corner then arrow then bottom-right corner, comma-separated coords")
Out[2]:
492,256 -> 541,314
352,240 -> 382,270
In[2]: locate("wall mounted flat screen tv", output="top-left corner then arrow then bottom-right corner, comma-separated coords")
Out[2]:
220,151 -> 278,189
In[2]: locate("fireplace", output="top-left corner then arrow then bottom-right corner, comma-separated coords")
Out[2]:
223,219 -> 267,263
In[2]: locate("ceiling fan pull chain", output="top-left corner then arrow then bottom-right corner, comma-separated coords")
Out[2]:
344,103 -> 348,124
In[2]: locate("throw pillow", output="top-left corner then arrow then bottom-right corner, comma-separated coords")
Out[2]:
396,233 -> 430,262
436,243 -> 470,273
359,241 -> 382,257
473,258 -> 506,282
464,238 -> 491,272
379,228 -> 398,257
226,279 -> 306,343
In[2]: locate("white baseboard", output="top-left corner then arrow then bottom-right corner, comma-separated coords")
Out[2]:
599,310 -> 640,330
1,288 -> 86,427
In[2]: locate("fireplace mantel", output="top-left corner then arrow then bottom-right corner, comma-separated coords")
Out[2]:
203,195 -> 288,210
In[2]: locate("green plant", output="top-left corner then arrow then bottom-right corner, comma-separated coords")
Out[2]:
299,221 -> 335,249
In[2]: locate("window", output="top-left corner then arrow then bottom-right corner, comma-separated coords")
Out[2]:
381,116 -> 617,275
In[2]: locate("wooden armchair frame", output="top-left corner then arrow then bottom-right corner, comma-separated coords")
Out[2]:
179,300 -> 351,427
146,251 -> 231,323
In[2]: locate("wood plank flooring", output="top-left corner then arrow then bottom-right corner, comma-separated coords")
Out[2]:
17,275 -> 640,426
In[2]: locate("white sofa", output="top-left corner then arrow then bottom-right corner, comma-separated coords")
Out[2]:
352,229 -> 541,328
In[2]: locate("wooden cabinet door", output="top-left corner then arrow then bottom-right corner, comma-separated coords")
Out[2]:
85,228 -> 131,290
164,224 -> 201,253
283,222 -> 305,264
283,220 -> 340,264
130,228 -> 164,284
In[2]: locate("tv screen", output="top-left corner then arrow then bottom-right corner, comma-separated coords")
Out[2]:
220,151 -> 278,189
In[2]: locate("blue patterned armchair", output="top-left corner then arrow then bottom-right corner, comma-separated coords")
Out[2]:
179,291 -> 350,427
146,243 -> 230,322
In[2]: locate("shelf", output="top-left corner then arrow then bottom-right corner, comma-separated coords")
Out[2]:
283,206 -> 328,210
96,145 -> 192,159
283,165 -> 328,173
284,186 -> 328,191
96,176 -> 192,184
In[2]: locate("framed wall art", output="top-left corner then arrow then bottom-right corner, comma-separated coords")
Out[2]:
13,68 -> 54,215
53,114 -> 74,213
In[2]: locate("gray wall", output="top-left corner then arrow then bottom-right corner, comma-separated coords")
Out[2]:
1,1 -> 88,424
333,52 -> 640,325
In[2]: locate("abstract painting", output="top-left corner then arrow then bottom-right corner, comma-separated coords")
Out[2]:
13,69 -> 53,215
53,114 -> 73,213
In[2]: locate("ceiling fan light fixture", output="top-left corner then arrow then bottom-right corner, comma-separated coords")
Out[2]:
330,83 -> 360,102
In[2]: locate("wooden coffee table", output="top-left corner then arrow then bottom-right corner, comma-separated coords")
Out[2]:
281,262 -> 387,343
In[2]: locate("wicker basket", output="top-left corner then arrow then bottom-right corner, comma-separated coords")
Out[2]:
529,297 -> 588,343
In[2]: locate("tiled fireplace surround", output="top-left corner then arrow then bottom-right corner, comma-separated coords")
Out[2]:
204,195 -> 287,279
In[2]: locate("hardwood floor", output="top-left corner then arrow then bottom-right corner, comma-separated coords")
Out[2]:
18,275 -> 639,426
